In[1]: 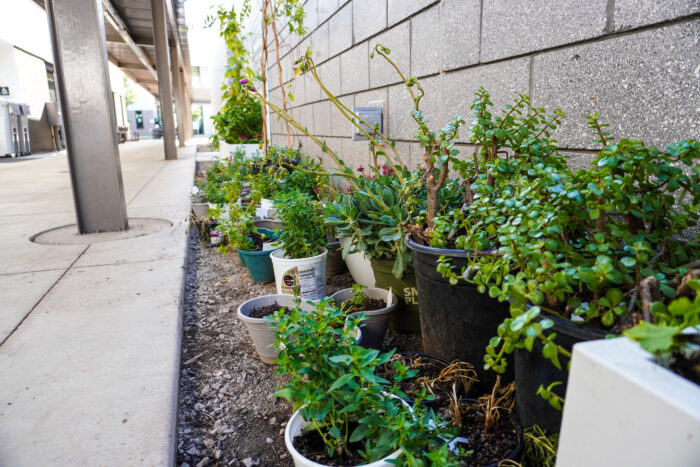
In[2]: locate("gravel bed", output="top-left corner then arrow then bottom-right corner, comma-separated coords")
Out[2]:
177,230 -> 421,467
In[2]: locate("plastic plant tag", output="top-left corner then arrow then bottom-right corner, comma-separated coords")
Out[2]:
191,186 -> 199,195
387,287 -> 393,307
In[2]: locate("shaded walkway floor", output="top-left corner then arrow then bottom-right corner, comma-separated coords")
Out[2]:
0,139 -> 196,465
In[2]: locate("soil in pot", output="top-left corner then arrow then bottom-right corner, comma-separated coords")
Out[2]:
668,351 -> 700,385
293,421 -> 366,466
375,352 -> 461,404
438,400 -> 522,467
340,297 -> 386,312
249,303 -> 285,319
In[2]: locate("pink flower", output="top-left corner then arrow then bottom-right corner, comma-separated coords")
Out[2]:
228,155 -> 233,162
239,78 -> 247,85
256,134 -> 262,138
357,165 -> 365,173
240,136 -> 247,140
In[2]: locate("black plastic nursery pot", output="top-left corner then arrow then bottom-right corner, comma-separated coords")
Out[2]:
514,312 -> 607,433
369,257 -> 421,333
325,240 -> 347,277
405,236 -> 513,393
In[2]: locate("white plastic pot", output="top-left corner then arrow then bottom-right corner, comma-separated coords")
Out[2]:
339,237 -> 375,288
192,202 -> 210,218
285,408 -> 402,467
270,249 -> 328,300
557,337 -> 700,466
219,142 -> 261,158
237,294 -> 316,364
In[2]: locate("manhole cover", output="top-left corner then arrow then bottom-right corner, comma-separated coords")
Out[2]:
30,218 -> 172,245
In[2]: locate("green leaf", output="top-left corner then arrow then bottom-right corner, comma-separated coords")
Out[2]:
620,257 -> 636,268
349,423 -> 371,443
624,321 -> 681,353
328,373 -> 354,391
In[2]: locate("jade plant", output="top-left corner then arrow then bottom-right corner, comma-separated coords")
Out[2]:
274,189 -> 326,259
438,117 -> 700,387
270,297 -> 461,465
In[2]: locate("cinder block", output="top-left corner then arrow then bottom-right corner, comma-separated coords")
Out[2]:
440,58 -> 530,143
328,2 -> 353,57
313,100 -> 332,137
317,0 -> 339,25
304,0 -> 319,33
388,75 -> 441,141
304,71 -> 322,104
310,21 -> 330,64
369,22 -> 410,88
341,137 -> 372,171
353,0 -> 387,43
614,0 -> 700,30
532,21 -> 700,150
440,0 -> 480,71
340,42 -> 370,94
388,0 -> 437,26
411,6 -> 440,77
299,105 -> 314,135
330,96 -> 354,137
481,0 -> 607,62
318,56 -> 342,97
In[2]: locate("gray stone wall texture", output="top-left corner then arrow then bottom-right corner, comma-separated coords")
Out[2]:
264,0 -> 700,172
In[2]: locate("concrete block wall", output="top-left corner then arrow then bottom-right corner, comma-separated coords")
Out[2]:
264,0 -> 700,172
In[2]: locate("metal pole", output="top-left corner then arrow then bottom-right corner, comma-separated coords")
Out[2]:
151,0 -> 177,159
46,0 -> 128,234
169,46 -> 186,147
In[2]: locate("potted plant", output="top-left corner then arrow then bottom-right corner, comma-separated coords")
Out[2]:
324,171 -> 421,331
436,377 -> 524,466
270,298 -> 462,466
216,203 -> 280,283
270,189 -> 328,299
557,285 -> 699,465
237,294 -> 316,364
461,122 -> 700,431
329,284 -> 398,349
375,354 -> 477,407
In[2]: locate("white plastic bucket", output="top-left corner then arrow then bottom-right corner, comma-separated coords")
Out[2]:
270,248 -> 328,300
339,237 -> 376,287
285,404 -> 403,467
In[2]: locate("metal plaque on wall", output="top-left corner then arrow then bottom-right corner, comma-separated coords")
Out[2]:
351,107 -> 383,141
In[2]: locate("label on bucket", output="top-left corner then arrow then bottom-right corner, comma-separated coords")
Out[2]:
281,265 -> 322,299
210,229 -> 222,245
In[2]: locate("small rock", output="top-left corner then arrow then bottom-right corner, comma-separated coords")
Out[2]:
268,417 -> 277,425
196,458 -> 210,467
242,458 -> 255,467
266,437 -> 273,444
186,447 -> 199,456
214,449 -> 223,460
181,463 -> 191,467
203,438 -> 215,449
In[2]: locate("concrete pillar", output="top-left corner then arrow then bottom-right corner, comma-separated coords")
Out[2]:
46,0 -> 128,233
151,0 -> 177,159
169,46 -> 186,147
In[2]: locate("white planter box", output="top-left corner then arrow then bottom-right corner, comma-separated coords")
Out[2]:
219,142 -> 261,159
557,337 -> 700,466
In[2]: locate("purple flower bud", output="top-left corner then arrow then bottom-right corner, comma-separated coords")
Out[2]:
239,78 -> 247,85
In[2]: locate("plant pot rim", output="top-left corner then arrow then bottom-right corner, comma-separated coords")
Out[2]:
237,294 -> 317,323
284,404 -> 404,467
236,245 -> 280,256
270,247 -> 328,262
527,305 -> 610,340
330,287 -> 399,317
404,234 -> 483,258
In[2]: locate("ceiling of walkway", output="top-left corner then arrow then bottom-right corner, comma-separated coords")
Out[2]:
35,0 -> 191,97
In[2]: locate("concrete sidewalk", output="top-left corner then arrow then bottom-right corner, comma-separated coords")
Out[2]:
0,139 -> 196,466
